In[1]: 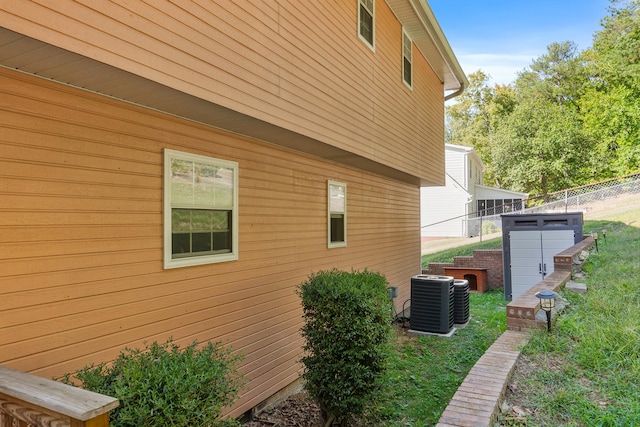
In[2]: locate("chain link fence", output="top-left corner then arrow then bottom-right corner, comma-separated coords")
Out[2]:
453,171 -> 640,239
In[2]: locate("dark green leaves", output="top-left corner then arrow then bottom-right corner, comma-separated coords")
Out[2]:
297,269 -> 393,424
61,339 -> 243,427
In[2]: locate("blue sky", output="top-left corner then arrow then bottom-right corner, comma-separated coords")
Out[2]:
428,0 -> 611,85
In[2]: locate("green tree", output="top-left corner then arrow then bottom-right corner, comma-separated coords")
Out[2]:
444,2 -> 640,196
516,41 -> 588,105
580,84 -> 640,176
446,71 -> 516,185
446,70 -> 493,148
492,98 -> 590,197
491,42 -> 592,197
591,0 -> 640,89
579,0 -> 640,176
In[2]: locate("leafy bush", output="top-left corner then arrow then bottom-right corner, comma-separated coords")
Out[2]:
62,339 -> 243,427
481,220 -> 499,235
297,269 -> 393,425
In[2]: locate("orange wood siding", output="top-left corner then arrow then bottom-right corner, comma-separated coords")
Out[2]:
0,0 -> 445,184
0,68 -> 420,417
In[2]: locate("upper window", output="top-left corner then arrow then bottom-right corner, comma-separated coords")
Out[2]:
164,149 -> 238,269
402,29 -> 412,88
328,181 -> 347,248
358,0 -> 375,50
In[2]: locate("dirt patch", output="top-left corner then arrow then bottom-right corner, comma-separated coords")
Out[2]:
243,391 -> 323,427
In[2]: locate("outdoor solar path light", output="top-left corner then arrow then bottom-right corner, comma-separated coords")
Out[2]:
591,231 -> 599,253
535,289 -> 559,332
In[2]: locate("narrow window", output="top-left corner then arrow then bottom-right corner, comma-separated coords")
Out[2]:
328,181 -> 347,248
402,29 -> 412,88
164,149 -> 238,268
359,0 -> 375,50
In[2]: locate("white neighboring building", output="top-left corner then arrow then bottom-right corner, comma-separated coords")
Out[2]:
421,144 -> 528,238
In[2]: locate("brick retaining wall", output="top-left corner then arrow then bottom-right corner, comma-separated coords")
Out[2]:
423,250 -> 503,290
436,236 -> 595,426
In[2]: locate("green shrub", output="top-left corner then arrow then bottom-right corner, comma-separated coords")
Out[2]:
62,339 -> 243,427
297,269 -> 393,426
481,220 -> 499,235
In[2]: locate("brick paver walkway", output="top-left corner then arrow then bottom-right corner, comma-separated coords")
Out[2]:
436,330 -> 529,427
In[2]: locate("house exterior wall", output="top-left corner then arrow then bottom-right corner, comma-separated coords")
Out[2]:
0,68 -> 421,416
421,144 -> 523,238
420,179 -> 468,237
446,146 -> 467,186
421,145 -> 471,237
467,153 -> 483,198
0,0 -> 446,185
0,0 -> 468,418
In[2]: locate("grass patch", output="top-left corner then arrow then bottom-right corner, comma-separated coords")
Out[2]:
503,207 -> 640,426
422,237 -> 503,265
359,289 -> 507,426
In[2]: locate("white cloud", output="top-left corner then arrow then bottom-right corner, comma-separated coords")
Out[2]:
456,52 -> 538,86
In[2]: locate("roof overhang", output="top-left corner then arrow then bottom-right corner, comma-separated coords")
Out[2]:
386,0 -> 468,100
476,185 -> 529,200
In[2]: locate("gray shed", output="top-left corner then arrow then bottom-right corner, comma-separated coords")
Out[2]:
501,212 -> 583,300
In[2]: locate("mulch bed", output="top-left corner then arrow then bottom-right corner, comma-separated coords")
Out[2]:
242,391 -> 323,427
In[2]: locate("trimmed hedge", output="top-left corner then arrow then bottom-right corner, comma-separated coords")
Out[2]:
297,269 -> 393,426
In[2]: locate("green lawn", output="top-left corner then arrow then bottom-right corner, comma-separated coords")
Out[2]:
385,207 -> 640,426
501,207 -> 640,426
421,237 -> 503,266
358,289 -> 507,426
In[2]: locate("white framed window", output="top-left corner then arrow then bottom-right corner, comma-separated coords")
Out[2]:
358,0 -> 375,50
328,180 -> 347,248
164,149 -> 238,269
402,28 -> 413,88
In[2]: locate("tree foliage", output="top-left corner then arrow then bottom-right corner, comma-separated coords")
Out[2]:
446,0 -> 640,197
492,98 -> 590,196
580,0 -> 640,177
446,71 -> 515,186
591,0 -> 640,89
492,41 -> 592,197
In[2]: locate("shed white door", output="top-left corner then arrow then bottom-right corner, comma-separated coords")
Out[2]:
510,230 -> 575,300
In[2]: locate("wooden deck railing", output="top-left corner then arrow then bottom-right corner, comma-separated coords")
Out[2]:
0,365 -> 118,427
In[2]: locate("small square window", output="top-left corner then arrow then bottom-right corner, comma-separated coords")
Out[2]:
402,29 -> 412,88
359,0 -> 375,50
328,181 -> 347,248
164,149 -> 238,268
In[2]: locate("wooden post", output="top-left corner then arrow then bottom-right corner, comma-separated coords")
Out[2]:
70,413 -> 111,427
0,366 -> 118,427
